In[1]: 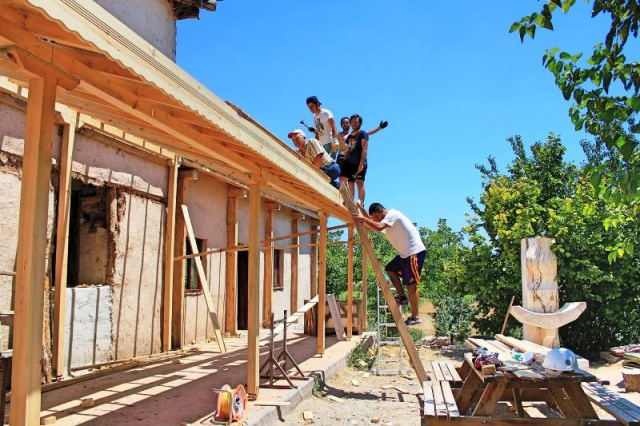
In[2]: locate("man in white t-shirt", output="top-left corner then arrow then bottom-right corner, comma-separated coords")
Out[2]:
306,96 -> 340,160
353,202 -> 427,325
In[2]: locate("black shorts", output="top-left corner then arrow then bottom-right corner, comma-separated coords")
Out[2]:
339,160 -> 367,182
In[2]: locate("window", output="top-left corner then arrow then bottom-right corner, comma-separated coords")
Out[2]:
273,248 -> 284,290
185,238 -> 206,292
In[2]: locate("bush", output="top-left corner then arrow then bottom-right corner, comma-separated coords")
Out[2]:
347,342 -> 375,370
432,294 -> 477,343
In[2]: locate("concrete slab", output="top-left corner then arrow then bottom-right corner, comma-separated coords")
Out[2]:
3,330 -> 365,426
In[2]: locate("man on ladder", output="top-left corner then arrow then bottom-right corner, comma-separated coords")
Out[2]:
352,202 -> 426,325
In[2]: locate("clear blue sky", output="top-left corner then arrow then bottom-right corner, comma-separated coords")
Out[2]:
176,1 -> 607,232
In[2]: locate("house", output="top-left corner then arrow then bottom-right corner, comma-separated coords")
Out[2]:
0,0 -> 356,424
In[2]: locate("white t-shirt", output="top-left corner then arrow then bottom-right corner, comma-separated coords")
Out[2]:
381,209 -> 426,258
313,108 -> 334,147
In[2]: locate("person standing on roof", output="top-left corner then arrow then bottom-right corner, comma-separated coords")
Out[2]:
288,129 -> 340,189
352,202 -> 426,326
306,96 -> 341,160
337,116 -> 388,167
340,114 -> 369,205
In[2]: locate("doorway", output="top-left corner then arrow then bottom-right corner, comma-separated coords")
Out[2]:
236,250 -> 248,330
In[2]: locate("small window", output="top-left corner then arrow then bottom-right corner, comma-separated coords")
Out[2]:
185,238 -> 207,292
273,248 -> 284,290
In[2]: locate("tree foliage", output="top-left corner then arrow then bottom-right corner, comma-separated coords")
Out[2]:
511,0 -> 640,206
456,134 -> 640,355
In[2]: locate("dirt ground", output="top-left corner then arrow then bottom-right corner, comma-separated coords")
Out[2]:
280,344 -> 640,426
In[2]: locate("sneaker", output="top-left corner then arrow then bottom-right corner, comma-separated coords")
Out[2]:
395,295 -> 409,306
405,316 -> 422,326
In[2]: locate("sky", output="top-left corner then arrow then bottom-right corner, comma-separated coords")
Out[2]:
175,1 -> 609,232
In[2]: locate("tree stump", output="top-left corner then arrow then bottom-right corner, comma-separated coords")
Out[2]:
622,368 -> 640,392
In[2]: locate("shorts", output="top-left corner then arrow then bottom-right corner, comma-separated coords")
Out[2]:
385,250 -> 426,286
339,160 -> 367,182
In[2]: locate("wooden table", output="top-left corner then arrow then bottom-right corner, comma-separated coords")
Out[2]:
449,349 -> 612,425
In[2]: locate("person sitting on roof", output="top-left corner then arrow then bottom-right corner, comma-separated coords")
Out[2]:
288,129 -> 340,189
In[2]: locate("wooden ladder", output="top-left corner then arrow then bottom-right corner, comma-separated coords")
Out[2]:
339,185 -> 428,384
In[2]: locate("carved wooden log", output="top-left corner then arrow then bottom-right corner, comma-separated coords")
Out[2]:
521,238 -> 559,347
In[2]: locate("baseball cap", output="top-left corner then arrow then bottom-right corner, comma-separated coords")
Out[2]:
306,96 -> 320,105
287,129 -> 305,139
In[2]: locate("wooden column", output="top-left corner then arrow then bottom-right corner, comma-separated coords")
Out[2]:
162,159 -> 178,352
171,169 -> 197,349
52,113 -> 77,377
290,213 -> 303,314
362,243 -> 368,331
11,75 -> 57,426
224,187 -> 243,335
521,237 -> 559,347
317,213 -> 327,355
262,204 -> 275,327
246,182 -> 262,397
347,224 -> 354,339
310,220 -> 319,298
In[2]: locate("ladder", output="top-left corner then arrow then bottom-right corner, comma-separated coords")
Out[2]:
371,285 -> 411,376
339,185 -> 429,384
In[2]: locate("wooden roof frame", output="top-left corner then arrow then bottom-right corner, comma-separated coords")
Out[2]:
0,0 -> 351,222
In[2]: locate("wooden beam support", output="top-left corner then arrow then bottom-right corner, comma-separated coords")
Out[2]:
162,160 -> 178,352
52,112 -> 77,377
290,216 -> 299,314
246,182 -> 262,398
171,178 -> 188,349
10,74 -> 57,426
347,224 -> 354,339
317,213 -> 327,355
224,188 -> 239,335
310,221 -> 318,299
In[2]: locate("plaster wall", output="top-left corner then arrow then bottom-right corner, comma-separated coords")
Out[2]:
63,286 -> 113,374
271,209 -> 292,319
182,174 -> 227,343
94,0 -> 177,60
0,103 -> 58,350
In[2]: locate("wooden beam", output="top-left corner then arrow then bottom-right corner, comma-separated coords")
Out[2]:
162,160 -> 178,352
10,74 -> 57,426
246,183 -> 262,398
310,222 -> 318,299
178,168 -> 198,181
362,238 -> 368,331
340,185 -> 429,384
290,216 -> 299,314
181,205 -> 226,353
224,189 -> 238,335
262,208 -> 274,327
171,179 -> 188,349
347,224 -> 354,339
52,112 -> 77,377
317,213 -> 327,355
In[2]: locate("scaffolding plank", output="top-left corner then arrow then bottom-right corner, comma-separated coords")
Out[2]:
327,294 -> 347,341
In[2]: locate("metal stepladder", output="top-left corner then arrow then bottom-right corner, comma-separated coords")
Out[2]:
371,283 -> 412,376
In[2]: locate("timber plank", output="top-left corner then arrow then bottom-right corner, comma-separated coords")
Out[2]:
181,205 -> 226,353
340,185 -> 429,384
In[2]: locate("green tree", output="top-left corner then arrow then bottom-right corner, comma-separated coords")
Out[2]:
458,133 -> 640,354
511,0 -> 640,205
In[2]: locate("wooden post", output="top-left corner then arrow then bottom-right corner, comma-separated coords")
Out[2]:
246,182 -> 261,397
361,241 -> 368,331
347,224 -> 354,339
310,221 -> 319,298
11,75 -> 57,426
171,171 -> 195,349
52,113 -> 77,377
521,237 -> 559,347
224,188 -> 240,335
317,213 -> 327,355
290,213 -> 301,314
162,160 -> 178,352
262,206 -> 274,327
